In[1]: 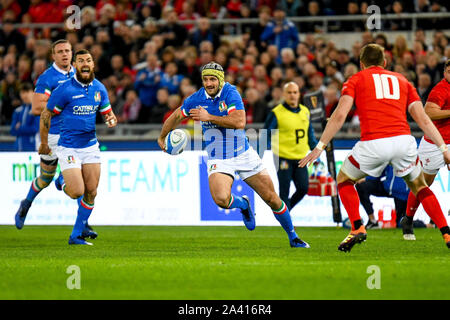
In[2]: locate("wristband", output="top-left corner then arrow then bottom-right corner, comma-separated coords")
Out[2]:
439,144 -> 448,153
316,141 -> 326,151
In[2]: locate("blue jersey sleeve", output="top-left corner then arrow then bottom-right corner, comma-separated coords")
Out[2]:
46,84 -> 67,115
179,94 -> 195,118
225,87 -> 244,114
34,73 -> 52,96
98,84 -> 112,115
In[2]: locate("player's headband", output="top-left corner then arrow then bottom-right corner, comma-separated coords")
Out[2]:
201,62 -> 224,90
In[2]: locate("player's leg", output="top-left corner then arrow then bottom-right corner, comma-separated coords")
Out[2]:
244,170 -> 309,248
276,158 -> 293,209
207,154 -> 256,229
402,170 -> 450,247
15,158 -> 58,229
289,163 -> 309,210
336,151 -> 375,252
355,179 -> 386,229
69,163 -> 100,245
15,134 -> 60,229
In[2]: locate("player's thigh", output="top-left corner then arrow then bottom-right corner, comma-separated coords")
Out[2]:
81,163 -> 101,194
244,169 -> 280,207
403,170 -> 427,195
208,172 -> 234,205
62,168 -> 84,196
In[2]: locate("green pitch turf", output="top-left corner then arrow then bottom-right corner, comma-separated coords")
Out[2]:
0,225 -> 449,300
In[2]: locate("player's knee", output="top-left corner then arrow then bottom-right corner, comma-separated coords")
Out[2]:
66,186 -> 84,199
212,193 -> 230,208
36,173 -> 55,188
84,189 -> 97,202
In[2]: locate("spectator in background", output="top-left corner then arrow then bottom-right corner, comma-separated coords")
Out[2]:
244,87 -> 268,124
119,89 -> 141,124
10,83 -> 39,151
324,60 -> 344,86
261,8 -> 300,55
1,71 -> 21,124
249,6 -> 271,52
17,55 -> 32,83
0,19 -> 26,54
163,94 -> 186,124
417,73 -> 432,104
280,0 -> 303,17
268,86 -> 283,109
160,9 -> 188,49
189,18 -> 221,51
341,1 -> 365,32
301,1 -> 323,33
425,51 -> 444,85
179,1 -> 201,32
134,53 -> 162,123
152,87 -> 170,123
160,61 -> 184,95
387,1 -> 411,31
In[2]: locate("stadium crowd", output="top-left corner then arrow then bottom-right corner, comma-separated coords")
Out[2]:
0,0 -> 449,131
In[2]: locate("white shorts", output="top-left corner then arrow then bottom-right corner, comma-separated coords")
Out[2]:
207,147 -> 265,180
40,134 -> 60,162
418,138 -> 449,175
56,143 -> 101,172
341,135 -> 421,182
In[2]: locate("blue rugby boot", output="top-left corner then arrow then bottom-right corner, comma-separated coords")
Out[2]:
290,237 -> 310,248
15,199 -> 31,230
81,223 -> 98,240
241,195 -> 256,231
69,236 -> 93,245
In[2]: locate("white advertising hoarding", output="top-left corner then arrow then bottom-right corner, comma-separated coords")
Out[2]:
1,150 -> 448,226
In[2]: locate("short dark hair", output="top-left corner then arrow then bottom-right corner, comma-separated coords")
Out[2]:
52,39 -> 71,53
19,82 -> 34,92
73,49 -> 92,60
360,44 -> 385,67
445,59 -> 450,70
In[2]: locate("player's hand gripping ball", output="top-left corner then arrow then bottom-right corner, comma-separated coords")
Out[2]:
165,129 -> 188,155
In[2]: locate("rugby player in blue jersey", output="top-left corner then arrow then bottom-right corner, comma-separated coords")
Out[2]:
39,49 -> 117,245
158,62 -> 309,248
15,40 -> 78,229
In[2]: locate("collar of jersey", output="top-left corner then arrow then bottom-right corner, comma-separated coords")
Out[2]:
282,102 -> 300,113
52,62 -> 74,76
204,86 -> 224,100
74,74 -> 93,87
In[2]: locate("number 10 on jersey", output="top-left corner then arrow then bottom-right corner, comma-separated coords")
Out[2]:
373,74 -> 400,100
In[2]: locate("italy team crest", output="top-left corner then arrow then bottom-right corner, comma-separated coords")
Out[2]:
219,101 -> 227,112
94,91 -> 101,102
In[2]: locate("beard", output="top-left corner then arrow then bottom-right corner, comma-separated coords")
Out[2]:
76,68 -> 95,84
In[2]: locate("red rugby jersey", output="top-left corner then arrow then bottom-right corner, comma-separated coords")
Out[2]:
342,66 -> 420,141
424,78 -> 450,144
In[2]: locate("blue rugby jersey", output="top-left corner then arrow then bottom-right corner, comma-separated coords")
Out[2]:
34,63 -> 75,134
46,76 -> 111,148
180,82 -> 249,159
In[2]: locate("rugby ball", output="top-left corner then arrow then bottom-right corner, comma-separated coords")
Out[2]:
165,129 -> 188,155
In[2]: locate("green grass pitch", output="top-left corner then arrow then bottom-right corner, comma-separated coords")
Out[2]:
1,225 -> 449,300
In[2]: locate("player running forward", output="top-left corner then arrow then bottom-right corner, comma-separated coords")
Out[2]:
158,62 -> 309,248
39,49 -> 117,245
299,44 -> 450,252
15,40 -> 77,228
401,59 -> 450,240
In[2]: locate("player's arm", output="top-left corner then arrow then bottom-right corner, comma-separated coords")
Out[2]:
158,107 -> 185,150
38,108 -> 54,155
31,92 -> 49,116
424,101 -> 450,120
190,107 -> 245,129
409,101 -> 450,162
298,95 -> 354,167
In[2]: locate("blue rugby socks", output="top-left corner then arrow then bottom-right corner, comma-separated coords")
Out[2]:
226,194 -> 249,210
273,201 -> 298,241
71,198 -> 94,238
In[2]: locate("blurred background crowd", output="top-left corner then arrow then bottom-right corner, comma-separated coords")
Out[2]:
0,0 -> 449,131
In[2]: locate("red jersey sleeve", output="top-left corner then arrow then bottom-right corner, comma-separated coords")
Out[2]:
341,73 -> 359,98
427,84 -> 445,107
406,81 -> 421,107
